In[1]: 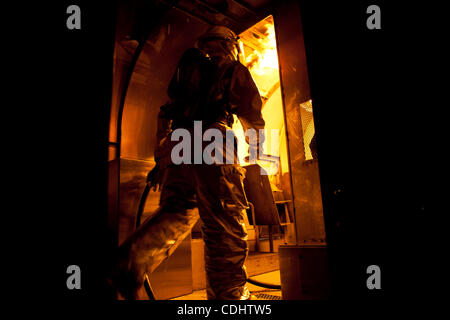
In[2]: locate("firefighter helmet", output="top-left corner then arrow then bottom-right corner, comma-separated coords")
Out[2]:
197,25 -> 238,44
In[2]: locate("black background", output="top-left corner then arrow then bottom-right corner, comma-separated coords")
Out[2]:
10,0 -> 430,312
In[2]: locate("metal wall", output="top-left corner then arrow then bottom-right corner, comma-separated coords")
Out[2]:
273,0 -> 326,244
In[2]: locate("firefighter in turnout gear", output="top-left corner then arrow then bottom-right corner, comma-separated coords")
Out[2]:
110,25 -> 265,300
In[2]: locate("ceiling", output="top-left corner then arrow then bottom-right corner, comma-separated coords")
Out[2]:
116,0 -> 275,43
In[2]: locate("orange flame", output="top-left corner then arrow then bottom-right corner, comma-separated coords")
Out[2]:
245,23 -> 279,75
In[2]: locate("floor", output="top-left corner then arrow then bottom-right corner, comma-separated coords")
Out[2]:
172,270 -> 282,300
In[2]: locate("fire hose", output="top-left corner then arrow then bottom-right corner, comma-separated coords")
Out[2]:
136,178 -> 281,300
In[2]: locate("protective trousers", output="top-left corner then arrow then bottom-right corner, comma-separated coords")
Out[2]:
115,163 -> 250,300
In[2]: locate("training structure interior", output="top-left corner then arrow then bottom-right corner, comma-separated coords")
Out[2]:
108,0 -> 328,300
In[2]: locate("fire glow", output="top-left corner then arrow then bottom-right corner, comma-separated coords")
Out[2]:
245,23 -> 279,75
235,16 -> 289,178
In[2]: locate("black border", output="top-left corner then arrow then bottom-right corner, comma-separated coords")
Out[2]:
17,0 -> 428,308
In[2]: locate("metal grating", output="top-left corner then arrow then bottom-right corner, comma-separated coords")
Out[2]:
254,293 -> 282,300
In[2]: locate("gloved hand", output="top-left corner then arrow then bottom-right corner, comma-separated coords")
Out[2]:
146,163 -> 163,191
